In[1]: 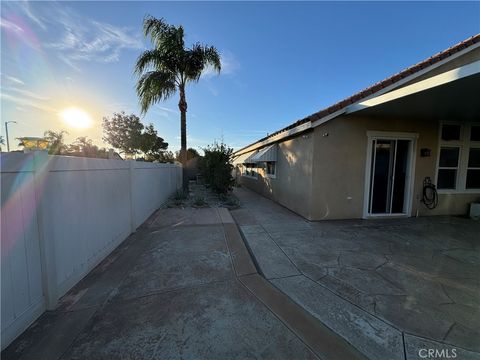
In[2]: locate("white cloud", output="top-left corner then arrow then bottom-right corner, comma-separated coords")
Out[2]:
150,106 -> 179,120
2,2 -> 143,71
157,106 -> 178,114
1,93 -> 57,113
4,75 -> 25,85
16,0 -> 46,30
1,79 -> 54,113
5,87 -> 51,101
0,18 -> 24,33
46,10 -> 143,70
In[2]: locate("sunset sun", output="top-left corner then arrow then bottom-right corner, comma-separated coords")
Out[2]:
60,107 -> 93,129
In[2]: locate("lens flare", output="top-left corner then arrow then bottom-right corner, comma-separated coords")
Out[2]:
60,107 -> 93,129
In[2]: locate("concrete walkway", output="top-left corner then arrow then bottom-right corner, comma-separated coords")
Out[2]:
232,187 -> 480,360
4,206 -> 359,360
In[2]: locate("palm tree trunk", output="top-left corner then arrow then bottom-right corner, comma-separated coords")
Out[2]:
178,84 -> 188,191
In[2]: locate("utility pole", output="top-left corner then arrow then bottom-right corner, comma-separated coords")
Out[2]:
5,121 -> 17,152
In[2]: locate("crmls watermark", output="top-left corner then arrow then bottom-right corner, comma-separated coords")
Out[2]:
418,348 -> 457,358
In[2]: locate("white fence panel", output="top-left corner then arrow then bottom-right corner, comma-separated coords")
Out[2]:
0,152 -> 182,349
44,156 -> 132,297
1,153 -> 45,349
131,162 -> 181,228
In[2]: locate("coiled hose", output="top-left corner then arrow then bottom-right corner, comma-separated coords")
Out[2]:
422,177 -> 438,210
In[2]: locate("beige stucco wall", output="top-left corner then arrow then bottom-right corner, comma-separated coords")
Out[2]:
236,132 -> 314,219
234,46 -> 480,220
236,116 -> 480,220
310,115 -> 480,220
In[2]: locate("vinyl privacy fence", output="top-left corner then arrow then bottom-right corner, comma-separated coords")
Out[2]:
0,151 -> 182,349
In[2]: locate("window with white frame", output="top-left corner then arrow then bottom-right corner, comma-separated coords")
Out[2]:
470,125 -> 480,142
466,147 -> 480,189
266,161 -> 276,177
436,122 -> 480,191
441,124 -> 461,141
243,163 -> 258,178
437,147 -> 460,189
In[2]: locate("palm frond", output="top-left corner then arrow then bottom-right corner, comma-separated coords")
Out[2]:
134,49 -> 167,75
143,15 -> 185,51
143,15 -> 169,41
183,43 -> 222,82
136,71 -> 177,114
204,46 -> 221,73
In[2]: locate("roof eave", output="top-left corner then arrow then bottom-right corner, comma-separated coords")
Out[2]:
234,36 -> 480,156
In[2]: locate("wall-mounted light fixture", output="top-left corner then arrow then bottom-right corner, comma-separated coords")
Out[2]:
420,148 -> 431,157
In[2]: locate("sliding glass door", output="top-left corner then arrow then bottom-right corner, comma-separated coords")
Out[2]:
368,138 -> 411,215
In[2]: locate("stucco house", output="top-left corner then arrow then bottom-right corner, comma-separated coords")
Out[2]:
233,35 -> 480,220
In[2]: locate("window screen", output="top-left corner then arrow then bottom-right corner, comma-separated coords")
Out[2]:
441,124 -> 461,141
437,147 -> 459,189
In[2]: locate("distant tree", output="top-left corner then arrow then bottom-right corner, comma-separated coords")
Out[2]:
103,112 -> 169,160
200,141 -> 234,194
68,136 -> 108,158
134,15 -> 221,189
44,130 -> 68,155
175,148 -> 200,162
156,150 -> 176,163
0,135 -> 4,151
102,112 -> 144,156
139,124 -> 168,161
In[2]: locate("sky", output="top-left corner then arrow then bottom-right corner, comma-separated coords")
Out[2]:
1,1 -> 479,153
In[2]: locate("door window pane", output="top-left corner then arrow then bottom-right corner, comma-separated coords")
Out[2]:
371,140 -> 394,213
471,126 -> 480,141
437,169 -> 457,189
441,124 -> 461,141
466,170 -> 480,189
439,147 -> 459,167
468,148 -> 480,168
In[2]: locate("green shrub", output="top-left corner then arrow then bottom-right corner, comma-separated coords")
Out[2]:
200,142 -> 234,194
174,189 -> 188,200
193,196 -> 207,207
223,196 -> 239,207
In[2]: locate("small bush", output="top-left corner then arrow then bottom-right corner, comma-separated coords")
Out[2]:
200,142 -> 234,194
193,196 -> 207,207
223,196 -> 239,207
174,189 -> 188,200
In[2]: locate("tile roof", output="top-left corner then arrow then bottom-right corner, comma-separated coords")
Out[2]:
242,34 -> 480,150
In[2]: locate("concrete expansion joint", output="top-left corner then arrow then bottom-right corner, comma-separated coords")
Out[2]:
442,323 -> 456,342
268,274 -> 304,281
227,210 -> 365,360
301,271 -> 408,338
108,278 -> 236,307
374,259 -> 390,271
401,332 -> 408,360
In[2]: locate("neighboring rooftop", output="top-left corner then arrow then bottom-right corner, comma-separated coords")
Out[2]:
235,34 -> 480,154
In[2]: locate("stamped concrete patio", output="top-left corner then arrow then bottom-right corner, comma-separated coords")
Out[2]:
4,188 -> 479,360
232,187 -> 480,360
3,207 -> 323,360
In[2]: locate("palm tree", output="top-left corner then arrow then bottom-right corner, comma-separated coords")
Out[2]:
134,15 -> 221,189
